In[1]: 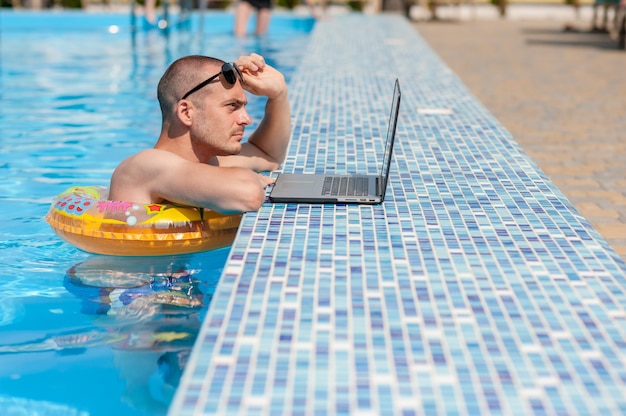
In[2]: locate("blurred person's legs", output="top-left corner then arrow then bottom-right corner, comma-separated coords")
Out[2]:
255,8 -> 271,35
145,0 -> 157,25
234,1 -> 254,36
234,0 -> 272,36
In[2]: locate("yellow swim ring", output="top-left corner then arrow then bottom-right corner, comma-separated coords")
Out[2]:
46,186 -> 242,256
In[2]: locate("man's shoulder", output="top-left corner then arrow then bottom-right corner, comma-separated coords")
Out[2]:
126,148 -> 186,168
134,148 -> 178,160
114,149 -> 178,177
110,149 -> 188,202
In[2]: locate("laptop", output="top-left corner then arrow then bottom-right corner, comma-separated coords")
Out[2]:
269,78 -> 401,204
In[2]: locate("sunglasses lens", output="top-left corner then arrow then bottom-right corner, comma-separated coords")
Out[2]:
225,70 -> 236,84
221,63 -> 236,85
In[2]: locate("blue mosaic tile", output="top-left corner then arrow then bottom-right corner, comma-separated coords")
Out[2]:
170,13 -> 626,416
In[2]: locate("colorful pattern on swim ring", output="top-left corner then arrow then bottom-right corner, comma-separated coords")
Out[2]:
46,186 -> 242,256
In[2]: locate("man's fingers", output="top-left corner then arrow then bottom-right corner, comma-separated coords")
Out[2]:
248,53 -> 265,68
236,53 -> 266,73
259,174 -> 276,188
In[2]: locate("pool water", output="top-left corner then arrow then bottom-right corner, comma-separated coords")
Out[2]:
0,11 -> 312,415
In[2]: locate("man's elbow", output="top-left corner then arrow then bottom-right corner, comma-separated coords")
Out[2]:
224,181 -> 267,213
267,144 -> 288,171
209,168 -> 272,213
241,187 -> 267,212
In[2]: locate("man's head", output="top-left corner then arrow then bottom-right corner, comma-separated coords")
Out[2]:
156,55 -> 252,158
157,55 -> 225,119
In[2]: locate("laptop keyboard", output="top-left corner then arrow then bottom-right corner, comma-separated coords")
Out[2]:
322,177 -> 369,197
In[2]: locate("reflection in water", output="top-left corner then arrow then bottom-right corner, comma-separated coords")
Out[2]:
0,250 -> 228,412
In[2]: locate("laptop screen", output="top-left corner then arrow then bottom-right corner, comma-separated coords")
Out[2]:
379,79 -> 401,195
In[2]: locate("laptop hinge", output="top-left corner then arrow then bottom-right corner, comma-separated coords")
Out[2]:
377,176 -> 384,196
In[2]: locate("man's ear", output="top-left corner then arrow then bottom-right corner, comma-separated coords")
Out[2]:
176,100 -> 193,127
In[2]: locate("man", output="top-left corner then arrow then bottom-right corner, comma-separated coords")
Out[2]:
109,53 -> 290,214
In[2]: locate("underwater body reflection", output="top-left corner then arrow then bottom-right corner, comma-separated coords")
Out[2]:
0,249 -> 229,415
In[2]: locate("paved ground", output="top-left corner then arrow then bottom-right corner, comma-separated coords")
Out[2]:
412,8 -> 626,262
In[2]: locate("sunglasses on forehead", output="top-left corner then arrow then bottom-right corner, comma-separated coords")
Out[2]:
180,62 -> 244,100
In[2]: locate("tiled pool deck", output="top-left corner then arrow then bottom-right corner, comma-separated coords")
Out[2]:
170,13 -> 626,415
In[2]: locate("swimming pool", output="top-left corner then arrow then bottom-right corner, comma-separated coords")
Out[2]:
0,10 -> 312,415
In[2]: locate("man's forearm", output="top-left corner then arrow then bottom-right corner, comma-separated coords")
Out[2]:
248,90 -> 291,166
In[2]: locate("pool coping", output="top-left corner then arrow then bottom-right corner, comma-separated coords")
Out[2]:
170,13 -> 626,415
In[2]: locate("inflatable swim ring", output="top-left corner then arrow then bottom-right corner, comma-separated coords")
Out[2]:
46,186 -> 242,256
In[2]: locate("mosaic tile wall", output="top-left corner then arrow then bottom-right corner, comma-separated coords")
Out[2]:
170,14 -> 626,415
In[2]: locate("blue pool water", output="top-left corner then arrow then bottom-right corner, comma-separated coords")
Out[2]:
0,10 -> 312,415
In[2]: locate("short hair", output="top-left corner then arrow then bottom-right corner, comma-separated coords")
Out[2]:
157,55 -> 225,120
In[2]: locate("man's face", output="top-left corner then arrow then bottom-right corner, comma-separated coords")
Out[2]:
189,75 -> 251,156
